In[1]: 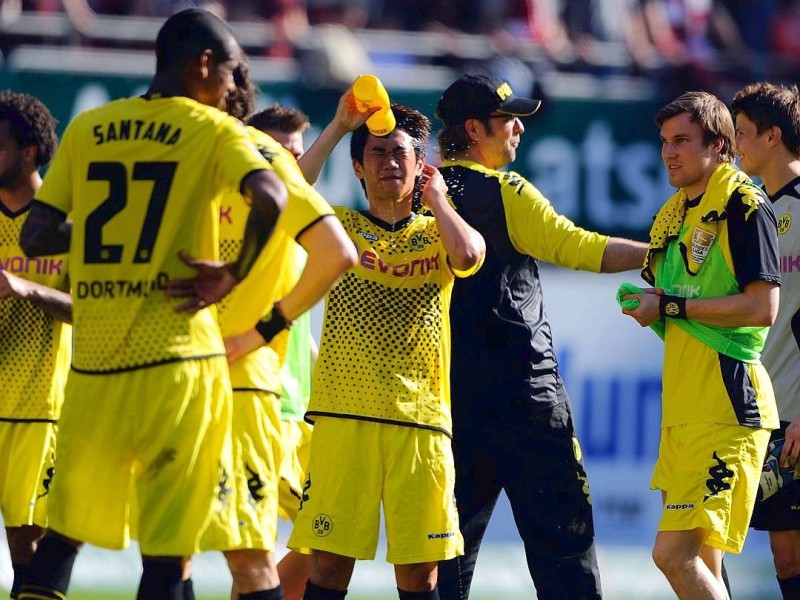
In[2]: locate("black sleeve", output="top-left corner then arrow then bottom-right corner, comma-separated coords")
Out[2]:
726,190 -> 781,290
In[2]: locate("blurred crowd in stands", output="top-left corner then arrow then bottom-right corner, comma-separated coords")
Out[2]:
3,0 -> 799,100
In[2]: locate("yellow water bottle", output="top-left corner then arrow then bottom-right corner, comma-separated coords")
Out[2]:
351,74 -> 396,136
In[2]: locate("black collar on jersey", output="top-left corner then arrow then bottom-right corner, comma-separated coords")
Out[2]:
766,175 -> 800,203
686,193 -> 703,208
0,199 -> 31,219
359,210 -> 416,232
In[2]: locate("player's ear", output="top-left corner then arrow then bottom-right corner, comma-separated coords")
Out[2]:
464,118 -> 483,143
195,49 -> 213,80
21,145 -> 38,166
181,50 -> 211,87
352,158 -> 365,180
767,125 -> 782,146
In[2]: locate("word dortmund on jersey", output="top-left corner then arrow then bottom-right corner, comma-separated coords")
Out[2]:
217,127 -> 333,393
35,96 -> 268,372
307,207 -> 476,436
1,203 -> 70,420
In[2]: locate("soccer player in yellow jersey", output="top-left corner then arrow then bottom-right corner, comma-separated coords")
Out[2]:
622,92 -> 780,600
286,92 -> 486,600
214,71 -> 356,600
247,103 -> 319,600
249,104 -> 310,162
16,9 -> 289,600
0,91 -> 68,600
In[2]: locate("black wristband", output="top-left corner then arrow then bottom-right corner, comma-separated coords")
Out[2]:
254,302 -> 292,343
659,295 -> 687,319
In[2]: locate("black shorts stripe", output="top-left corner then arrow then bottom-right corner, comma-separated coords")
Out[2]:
718,353 -> 762,427
70,352 -> 226,375
304,410 -> 452,438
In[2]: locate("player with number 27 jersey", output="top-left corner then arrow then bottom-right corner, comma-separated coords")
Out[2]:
29,94 -> 271,556
36,95 -> 268,373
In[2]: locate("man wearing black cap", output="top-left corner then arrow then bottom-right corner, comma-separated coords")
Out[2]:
17,8 -> 287,600
434,74 -> 648,600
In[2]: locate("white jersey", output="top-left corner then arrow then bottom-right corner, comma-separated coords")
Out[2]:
761,177 -> 800,421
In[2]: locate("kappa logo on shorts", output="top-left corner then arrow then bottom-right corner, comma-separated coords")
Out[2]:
312,514 -> 333,537
427,531 -> 456,540
245,463 -> 265,502
218,463 -> 232,506
36,458 -> 55,500
298,473 -> 311,511
704,451 -> 734,501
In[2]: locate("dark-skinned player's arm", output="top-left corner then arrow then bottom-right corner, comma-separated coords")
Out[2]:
165,168 -> 288,313
223,213 -> 356,364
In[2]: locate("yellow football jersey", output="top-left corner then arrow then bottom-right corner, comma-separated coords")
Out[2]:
35,96 -> 268,372
217,127 -> 334,392
307,207 -> 478,435
1,203 -> 70,420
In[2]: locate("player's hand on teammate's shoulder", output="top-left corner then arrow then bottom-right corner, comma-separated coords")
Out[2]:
165,251 -> 238,313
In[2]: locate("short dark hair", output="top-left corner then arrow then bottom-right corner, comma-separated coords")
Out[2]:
436,117 -> 492,160
247,104 -> 310,135
155,8 -> 238,72
731,82 -> 800,158
655,91 -> 736,163
349,104 -> 430,164
0,90 -> 58,167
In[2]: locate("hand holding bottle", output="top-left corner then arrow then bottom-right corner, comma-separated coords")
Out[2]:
351,74 -> 396,136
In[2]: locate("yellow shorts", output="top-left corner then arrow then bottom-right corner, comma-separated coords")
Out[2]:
0,421 -> 56,528
226,389 -> 282,551
49,358 -> 239,555
288,417 -> 463,564
278,419 -> 313,523
651,422 -> 770,553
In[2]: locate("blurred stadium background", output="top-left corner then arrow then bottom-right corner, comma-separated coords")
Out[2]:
1,1 -> 797,598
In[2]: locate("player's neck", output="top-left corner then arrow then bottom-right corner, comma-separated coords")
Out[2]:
0,173 -> 39,213
146,73 -> 189,101
457,147 -> 507,170
366,195 -> 412,225
759,156 -> 800,198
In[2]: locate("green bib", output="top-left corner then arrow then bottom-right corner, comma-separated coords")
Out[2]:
656,223 -> 768,363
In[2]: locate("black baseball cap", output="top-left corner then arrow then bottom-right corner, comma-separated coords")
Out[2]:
435,74 -> 542,126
